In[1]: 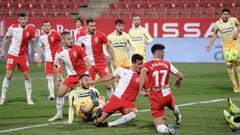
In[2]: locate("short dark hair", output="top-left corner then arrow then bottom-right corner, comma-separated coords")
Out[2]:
222,8 -> 230,14
19,13 -> 27,17
115,18 -> 124,25
75,17 -> 83,24
132,14 -> 140,18
86,18 -> 96,25
131,54 -> 143,63
42,20 -> 49,25
151,44 -> 165,54
79,73 -> 89,80
61,31 -> 70,36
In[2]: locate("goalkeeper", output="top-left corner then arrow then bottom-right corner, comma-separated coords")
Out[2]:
68,74 -> 105,124
206,8 -> 240,93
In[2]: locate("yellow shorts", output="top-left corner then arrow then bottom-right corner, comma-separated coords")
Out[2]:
223,42 -> 240,65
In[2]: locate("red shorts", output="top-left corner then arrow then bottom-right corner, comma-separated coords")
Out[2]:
89,65 -> 109,80
45,61 -> 63,75
6,54 -> 29,72
150,91 -> 175,118
103,95 -> 136,115
63,75 -> 79,89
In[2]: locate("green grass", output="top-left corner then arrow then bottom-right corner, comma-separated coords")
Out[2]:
0,62 -> 239,135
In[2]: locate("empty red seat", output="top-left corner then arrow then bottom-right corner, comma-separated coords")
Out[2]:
57,3 -> 68,12
69,3 -> 78,12
46,4 -> 56,12
109,3 -> 117,10
35,3 -> 45,12
118,3 -> 129,11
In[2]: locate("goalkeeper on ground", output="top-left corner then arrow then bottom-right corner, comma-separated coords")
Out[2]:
223,97 -> 240,132
68,74 -> 105,124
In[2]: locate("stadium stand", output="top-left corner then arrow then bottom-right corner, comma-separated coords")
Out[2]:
0,0 -> 239,19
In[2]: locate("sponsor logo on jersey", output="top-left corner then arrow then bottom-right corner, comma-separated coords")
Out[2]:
51,36 -> 54,42
26,32 -> 29,37
73,51 -> 77,57
95,37 -> 99,43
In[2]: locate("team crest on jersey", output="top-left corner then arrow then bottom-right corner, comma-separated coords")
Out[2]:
73,51 -> 77,57
26,32 -> 29,37
136,77 -> 140,83
95,37 -> 99,43
51,36 -> 54,42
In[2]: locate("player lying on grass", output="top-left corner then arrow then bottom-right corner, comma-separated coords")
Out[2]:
68,74 -> 105,124
91,54 -> 144,127
223,97 -> 240,132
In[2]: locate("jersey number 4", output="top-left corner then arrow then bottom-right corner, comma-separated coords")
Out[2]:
152,70 -> 167,87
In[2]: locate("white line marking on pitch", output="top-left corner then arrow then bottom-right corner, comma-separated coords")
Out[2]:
0,98 -> 226,133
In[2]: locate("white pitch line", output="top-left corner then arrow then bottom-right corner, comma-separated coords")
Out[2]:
0,98 -> 226,133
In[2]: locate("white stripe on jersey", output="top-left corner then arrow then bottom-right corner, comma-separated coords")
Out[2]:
7,27 -> 23,56
39,34 -> 53,62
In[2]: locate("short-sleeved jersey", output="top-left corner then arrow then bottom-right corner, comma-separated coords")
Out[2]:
6,24 -> 36,57
214,17 -> 240,46
54,45 -> 87,76
69,87 -> 100,106
76,31 -> 109,67
113,68 -> 140,102
128,25 -> 153,57
39,29 -> 61,62
107,31 -> 136,67
74,27 -> 86,45
143,58 -> 179,97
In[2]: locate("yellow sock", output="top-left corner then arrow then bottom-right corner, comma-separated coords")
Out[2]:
227,68 -> 238,92
236,65 -> 240,92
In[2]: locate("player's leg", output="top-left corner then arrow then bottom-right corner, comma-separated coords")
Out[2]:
57,61 -> 63,87
98,67 -> 114,98
0,55 -> 16,105
45,62 -> 55,100
167,93 -> 181,125
228,97 -> 240,115
223,110 -> 238,132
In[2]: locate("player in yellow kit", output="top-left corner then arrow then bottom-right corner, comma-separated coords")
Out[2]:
68,74 -> 105,123
108,19 -> 138,72
129,14 -> 153,61
206,8 -> 240,93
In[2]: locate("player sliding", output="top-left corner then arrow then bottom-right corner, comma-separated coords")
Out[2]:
139,44 -> 183,135
48,31 -> 91,122
68,74 -> 105,124
92,54 -> 144,127
223,97 -> 240,132
206,8 -> 240,93
0,13 -> 37,105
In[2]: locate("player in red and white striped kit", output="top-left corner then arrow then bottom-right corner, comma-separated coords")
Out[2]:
0,13 -> 37,105
38,20 -> 62,100
92,54 -> 144,127
76,18 -> 117,98
73,17 -> 86,45
48,31 -> 92,122
139,44 -> 183,135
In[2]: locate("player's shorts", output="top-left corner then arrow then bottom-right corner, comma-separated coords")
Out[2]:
6,54 -> 29,72
45,61 -> 63,75
222,41 -> 240,65
149,91 -> 175,118
103,94 -> 136,115
89,65 -> 109,80
75,100 -> 95,122
63,75 -> 80,89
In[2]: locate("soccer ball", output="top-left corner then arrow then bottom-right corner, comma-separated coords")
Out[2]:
225,49 -> 239,63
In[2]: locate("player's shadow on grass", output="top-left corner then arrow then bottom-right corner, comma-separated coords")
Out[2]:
215,86 -> 234,92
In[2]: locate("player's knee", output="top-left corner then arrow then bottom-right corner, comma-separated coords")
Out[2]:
5,75 -> 12,80
227,64 -> 233,69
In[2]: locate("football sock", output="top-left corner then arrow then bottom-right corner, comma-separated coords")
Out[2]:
106,87 -> 114,98
108,112 -> 136,127
24,79 -> 32,99
156,124 -> 169,133
236,65 -> 240,88
172,106 -> 180,120
1,77 -> 10,99
56,97 -> 64,115
47,75 -> 54,97
227,68 -> 238,90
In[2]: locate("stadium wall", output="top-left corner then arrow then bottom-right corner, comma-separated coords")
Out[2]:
0,18 -> 225,63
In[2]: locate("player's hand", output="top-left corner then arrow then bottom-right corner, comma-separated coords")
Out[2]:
174,80 -> 181,89
89,79 -> 95,86
233,32 -> 239,40
37,59 -> 42,68
34,54 -> 39,63
111,60 -> 117,69
206,45 -> 211,52
140,89 -> 149,97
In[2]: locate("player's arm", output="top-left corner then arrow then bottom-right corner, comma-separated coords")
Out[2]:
128,36 -> 138,54
143,29 -> 153,44
106,43 -> 117,69
233,18 -> 240,40
68,93 -> 75,124
84,57 -> 91,73
0,36 -> 9,58
37,42 -> 44,68
93,74 -> 115,84
139,68 -> 149,96
54,53 -> 60,88
206,26 -> 218,52
170,64 -> 183,89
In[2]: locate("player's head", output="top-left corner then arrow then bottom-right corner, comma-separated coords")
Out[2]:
115,18 -> 124,34
151,44 -> 165,59
86,18 -> 96,35
221,8 -> 230,22
131,54 -> 144,73
75,17 -> 83,29
18,13 -> 28,28
61,31 -> 72,47
132,14 -> 141,27
42,20 -> 51,34
79,74 -> 91,89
